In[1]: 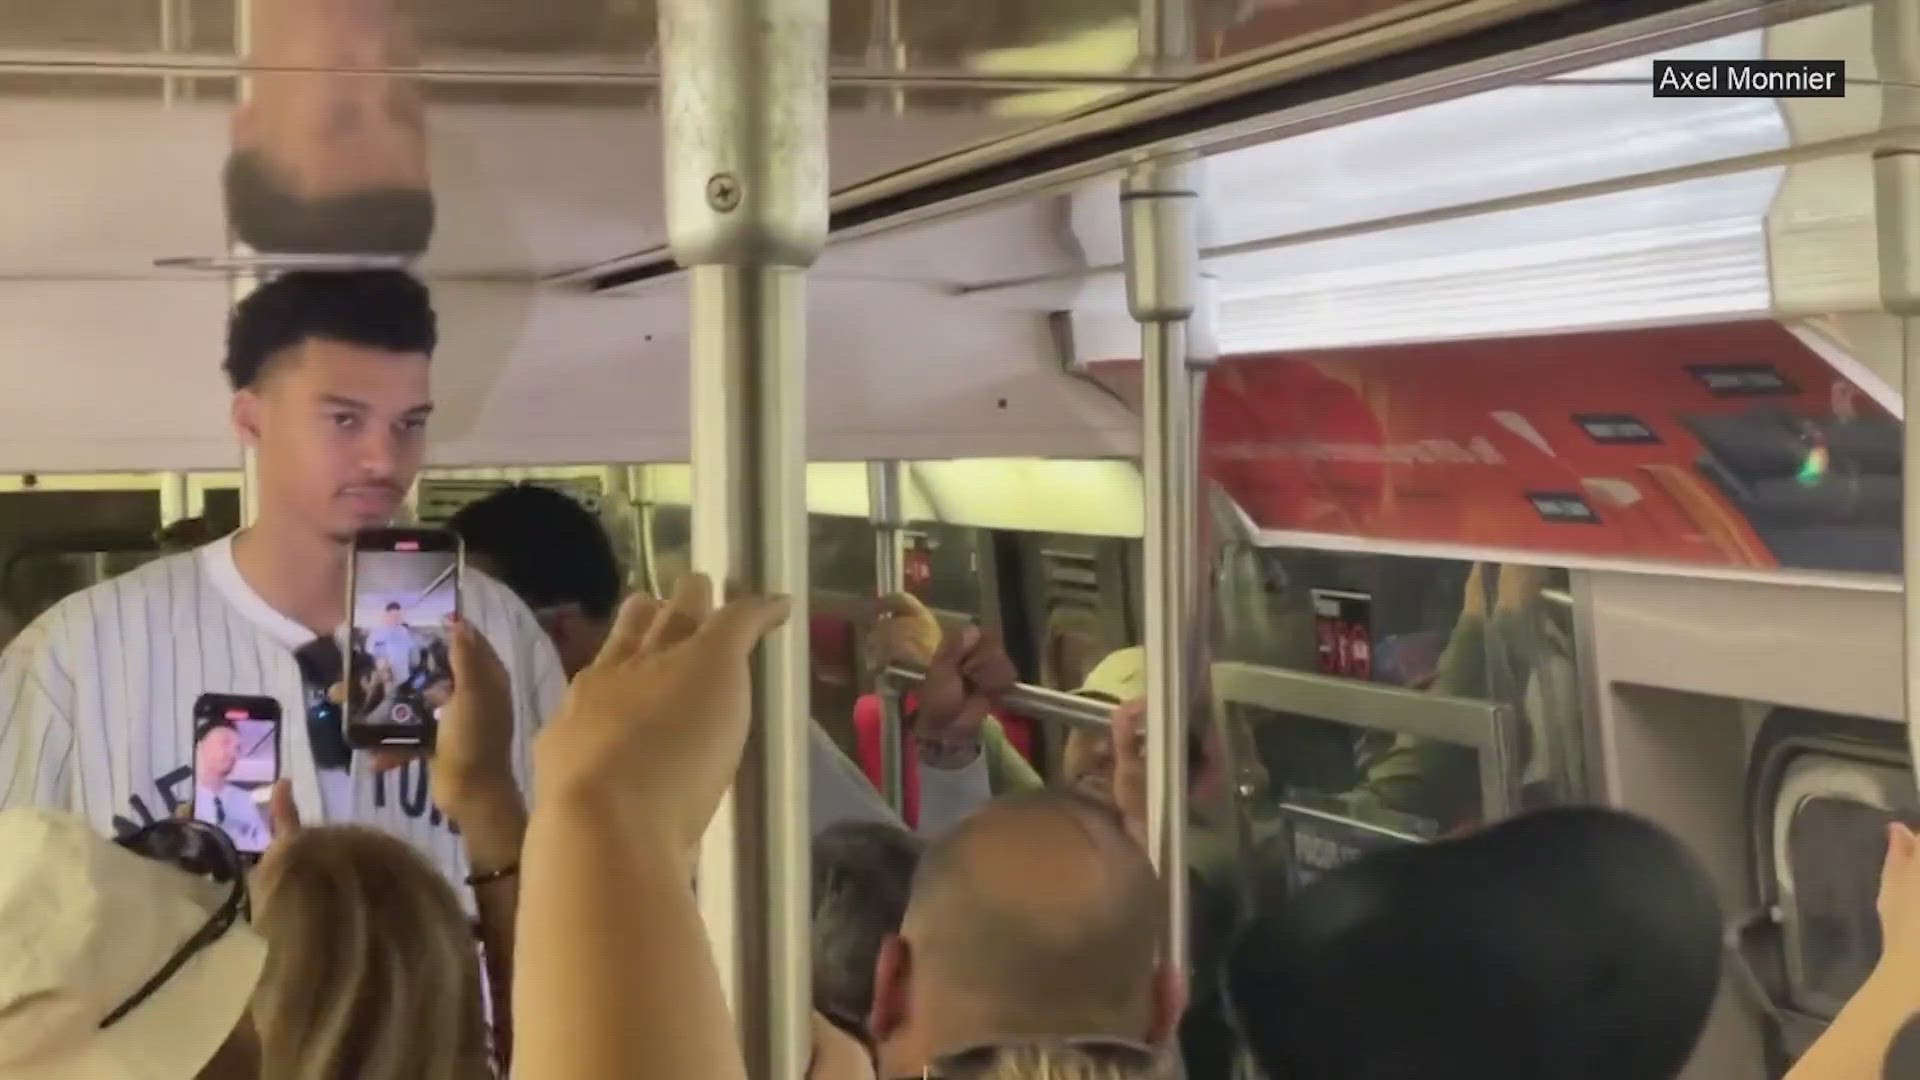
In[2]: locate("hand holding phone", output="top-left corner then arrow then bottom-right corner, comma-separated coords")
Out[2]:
345,527 -> 463,750
191,693 -> 283,860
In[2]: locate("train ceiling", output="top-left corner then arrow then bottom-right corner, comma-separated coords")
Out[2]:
0,0 -> 1908,472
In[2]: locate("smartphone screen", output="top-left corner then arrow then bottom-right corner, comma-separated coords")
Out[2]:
345,527 -> 461,749
191,693 -> 283,858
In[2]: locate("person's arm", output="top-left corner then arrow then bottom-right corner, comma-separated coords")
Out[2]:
1787,823 -> 1920,1080
811,720 -> 906,832
516,795 -> 743,1080
912,715 -> 1046,835
457,786 -> 526,1073
0,619 -> 77,812
1785,968 -> 1920,1080
513,577 -> 786,1080
914,751 -> 992,836
912,624 -> 1019,835
427,613 -> 546,1072
982,716 -> 1044,794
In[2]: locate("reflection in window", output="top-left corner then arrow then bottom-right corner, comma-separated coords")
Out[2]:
810,516 -> 878,596
910,525 -> 985,615
1787,797 -> 1900,1014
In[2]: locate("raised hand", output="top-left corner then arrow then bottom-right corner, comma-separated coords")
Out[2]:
535,573 -> 791,858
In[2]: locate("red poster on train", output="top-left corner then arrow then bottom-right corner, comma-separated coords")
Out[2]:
1090,321 -> 1899,573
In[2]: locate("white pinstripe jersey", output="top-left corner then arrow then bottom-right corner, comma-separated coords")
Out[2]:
0,535 -> 567,890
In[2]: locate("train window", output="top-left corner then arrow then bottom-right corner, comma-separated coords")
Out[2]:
911,525 -> 986,616
202,489 -> 242,537
1,539 -> 159,649
1215,549 -> 1587,809
1784,795 -> 1894,1009
1232,700 -> 1471,839
810,516 -> 878,596
647,504 -> 692,596
1766,748 -> 1918,1020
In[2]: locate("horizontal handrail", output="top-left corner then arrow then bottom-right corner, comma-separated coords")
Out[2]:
880,665 -> 1115,731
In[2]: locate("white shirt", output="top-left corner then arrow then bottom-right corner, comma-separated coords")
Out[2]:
195,781 -> 271,851
0,536 -> 567,889
806,722 -> 991,838
367,624 -> 419,680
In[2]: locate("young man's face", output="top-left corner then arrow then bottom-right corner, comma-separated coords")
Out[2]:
1062,724 -> 1117,801
234,337 -> 432,544
383,606 -> 404,627
196,727 -> 241,785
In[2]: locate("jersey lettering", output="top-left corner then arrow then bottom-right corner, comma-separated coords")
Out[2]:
372,759 -> 445,826
153,765 -> 192,814
111,764 -> 193,838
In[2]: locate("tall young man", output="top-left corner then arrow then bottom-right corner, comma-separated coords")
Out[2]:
0,271 -> 565,887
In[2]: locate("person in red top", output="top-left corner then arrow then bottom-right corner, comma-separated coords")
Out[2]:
852,594 -> 1042,833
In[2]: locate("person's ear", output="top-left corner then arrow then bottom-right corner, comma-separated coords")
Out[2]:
1146,960 -> 1188,1046
231,391 -> 265,451
868,934 -> 912,1043
535,606 -> 575,643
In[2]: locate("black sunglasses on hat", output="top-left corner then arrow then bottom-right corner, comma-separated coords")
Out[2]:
100,819 -> 251,1030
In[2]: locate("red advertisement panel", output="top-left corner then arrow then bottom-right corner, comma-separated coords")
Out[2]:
1091,321 -> 1898,573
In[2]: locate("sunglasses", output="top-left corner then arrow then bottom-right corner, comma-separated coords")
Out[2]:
100,818 -> 252,1030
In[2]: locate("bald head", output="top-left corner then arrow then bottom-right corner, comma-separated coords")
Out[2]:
901,789 -> 1164,1039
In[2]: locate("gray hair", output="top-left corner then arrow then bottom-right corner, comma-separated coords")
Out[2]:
951,1045 -> 1168,1080
812,821 -> 925,1024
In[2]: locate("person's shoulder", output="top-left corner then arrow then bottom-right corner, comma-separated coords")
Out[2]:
460,567 -> 541,634
459,567 -> 564,690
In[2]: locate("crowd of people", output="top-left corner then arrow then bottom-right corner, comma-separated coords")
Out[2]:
2,267 -> 1919,1080
9,562 -> 1920,1080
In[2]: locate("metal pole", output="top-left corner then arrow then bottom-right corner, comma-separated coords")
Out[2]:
1877,0 -> 1920,782
865,0 -> 907,115
1136,0 -> 1191,74
869,461 -> 908,811
1122,155 -> 1200,976
884,665 -> 1116,731
160,472 -> 190,525
232,0 -> 261,529
660,0 -> 827,1073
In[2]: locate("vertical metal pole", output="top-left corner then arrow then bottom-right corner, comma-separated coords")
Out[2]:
866,0 -> 908,115
1136,0 -> 1192,73
869,461 -> 908,811
160,472 -> 190,525
1877,0 -> 1920,780
661,0 -> 827,1073
1123,156 -> 1201,976
233,0 -> 261,530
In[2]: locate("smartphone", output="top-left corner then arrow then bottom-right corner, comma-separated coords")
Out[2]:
344,527 -> 462,750
191,693 -> 283,860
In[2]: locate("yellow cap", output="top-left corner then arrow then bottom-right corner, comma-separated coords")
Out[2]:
1075,646 -> 1145,701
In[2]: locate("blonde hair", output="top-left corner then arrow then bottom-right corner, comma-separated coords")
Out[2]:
957,1045 -> 1166,1080
249,826 -> 492,1080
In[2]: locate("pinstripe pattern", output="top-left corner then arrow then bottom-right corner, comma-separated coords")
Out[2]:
0,541 -> 566,892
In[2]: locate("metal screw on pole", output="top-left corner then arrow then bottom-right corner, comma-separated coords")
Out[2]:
707,173 -> 743,212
